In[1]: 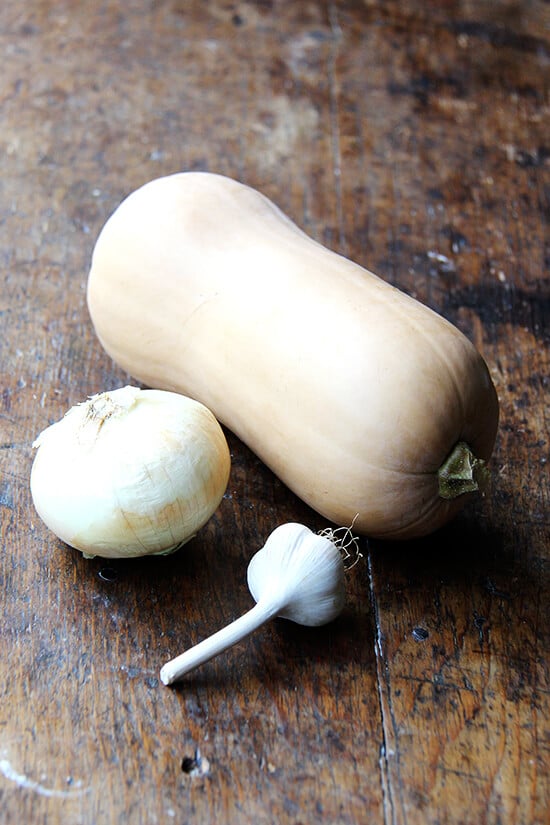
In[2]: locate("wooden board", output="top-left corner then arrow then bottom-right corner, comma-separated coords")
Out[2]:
1,2 -> 548,822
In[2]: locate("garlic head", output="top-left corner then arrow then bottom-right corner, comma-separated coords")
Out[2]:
247,522 -> 346,626
30,385 -> 231,558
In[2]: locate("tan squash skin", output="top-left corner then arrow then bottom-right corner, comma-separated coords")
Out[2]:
87,173 -> 499,539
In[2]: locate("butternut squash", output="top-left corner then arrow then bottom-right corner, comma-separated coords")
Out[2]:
86,173 -> 499,539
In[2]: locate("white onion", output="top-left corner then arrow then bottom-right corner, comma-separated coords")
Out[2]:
30,385 -> 231,558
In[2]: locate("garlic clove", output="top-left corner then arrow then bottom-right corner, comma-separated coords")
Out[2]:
30,386 -> 231,558
160,522 -> 347,685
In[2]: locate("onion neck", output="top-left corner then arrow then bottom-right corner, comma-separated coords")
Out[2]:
438,441 -> 489,500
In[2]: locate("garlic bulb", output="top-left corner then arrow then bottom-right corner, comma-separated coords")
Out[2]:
30,385 -> 231,558
247,522 -> 346,625
160,522 -> 348,685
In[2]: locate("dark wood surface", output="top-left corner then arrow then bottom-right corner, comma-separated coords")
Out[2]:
1,2 -> 548,823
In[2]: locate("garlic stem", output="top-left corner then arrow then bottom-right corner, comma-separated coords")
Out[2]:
160,599 -> 280,685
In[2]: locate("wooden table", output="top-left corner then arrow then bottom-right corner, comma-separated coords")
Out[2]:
1,2 -> 548,823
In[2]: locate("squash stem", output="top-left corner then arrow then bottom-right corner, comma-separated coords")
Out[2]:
438,441 -> 489,500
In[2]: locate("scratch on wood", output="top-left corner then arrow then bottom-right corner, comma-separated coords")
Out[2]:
327,2 -> 347,256
367,552 -> 405,825
0,481 -> 14,510
0,755 -> 90,799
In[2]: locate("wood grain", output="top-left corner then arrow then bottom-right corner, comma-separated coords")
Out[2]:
1,2 -> 548,823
